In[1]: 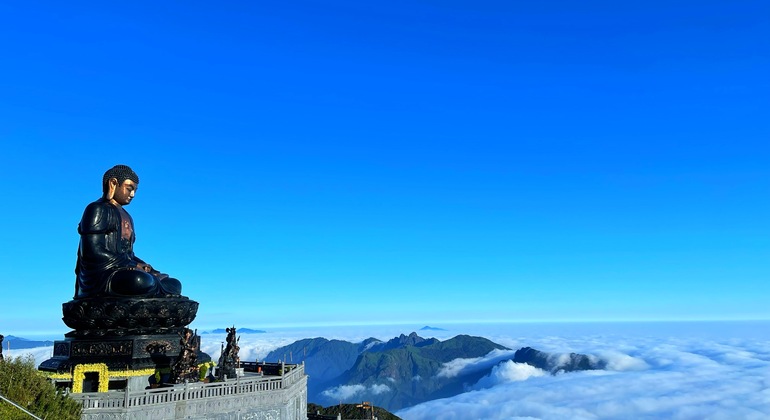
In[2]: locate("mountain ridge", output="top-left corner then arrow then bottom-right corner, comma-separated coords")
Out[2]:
2,336 -> 54,349
268,332 -> 612,412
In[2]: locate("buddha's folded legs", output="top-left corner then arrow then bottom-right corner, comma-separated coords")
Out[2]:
159,277 -> 182,296
109,269 -> 158,296
108,269 -> 181,296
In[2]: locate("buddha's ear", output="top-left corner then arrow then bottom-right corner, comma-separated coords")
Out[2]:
104,177 -> 118,200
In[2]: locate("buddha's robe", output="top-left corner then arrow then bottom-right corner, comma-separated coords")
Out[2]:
74,198 -> 181,298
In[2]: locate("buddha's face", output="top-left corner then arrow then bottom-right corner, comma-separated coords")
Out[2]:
113,179 -> 138,206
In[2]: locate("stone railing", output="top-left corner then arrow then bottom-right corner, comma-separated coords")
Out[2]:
69,363 -> 305,410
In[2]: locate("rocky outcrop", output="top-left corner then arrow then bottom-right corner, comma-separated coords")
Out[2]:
513,346 -> 606,373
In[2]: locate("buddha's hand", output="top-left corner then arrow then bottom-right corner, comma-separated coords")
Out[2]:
136,262 -> 154,273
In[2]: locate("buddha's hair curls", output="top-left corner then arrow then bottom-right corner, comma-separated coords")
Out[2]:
102,165 -> 139,192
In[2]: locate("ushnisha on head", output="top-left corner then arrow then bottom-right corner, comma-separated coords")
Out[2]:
102,164 -> 140,206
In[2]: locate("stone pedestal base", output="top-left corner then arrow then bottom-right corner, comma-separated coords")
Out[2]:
39,330 -> 206,373
40,296 -> 208,375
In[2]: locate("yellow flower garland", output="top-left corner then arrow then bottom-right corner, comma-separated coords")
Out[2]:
50,362 -> 218,392
72,363 -> 110,393
46,372 -> 73,380
109,367 -> 157,378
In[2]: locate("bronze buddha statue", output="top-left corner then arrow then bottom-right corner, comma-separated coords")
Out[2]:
38,165 -> 202,374
74,165 -> 182,298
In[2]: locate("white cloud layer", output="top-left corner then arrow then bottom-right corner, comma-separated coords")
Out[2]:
18,322 -> 770,419
371,383 -> 391,395
598,350 -> 649,372
399,333 -> 770,420
437,349 -> 517,378
322,383 -> 391,400
472,360 -> 547,389
322,384 -> 366,400
5,346 -> 55,366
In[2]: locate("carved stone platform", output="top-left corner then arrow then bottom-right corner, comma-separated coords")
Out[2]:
39,330 -> 211,373
62,297 -> 198,335
40,296 -> 207,374
39,333 -> 171,372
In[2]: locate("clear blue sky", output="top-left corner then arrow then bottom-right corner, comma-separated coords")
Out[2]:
0,0 -> 768,334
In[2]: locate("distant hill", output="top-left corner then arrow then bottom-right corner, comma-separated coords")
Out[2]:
270,332 -> 508,411
2,336 -> 54,349
327,334 -> 508,410
419,326 -> 447,331
201,328 -> 266,334
272,332 -> 610,412
514,346 -> 605,373
265,337 -> 382,398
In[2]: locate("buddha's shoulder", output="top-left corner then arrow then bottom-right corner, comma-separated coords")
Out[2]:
83,199 -> 114,212
81,199 -> 119,224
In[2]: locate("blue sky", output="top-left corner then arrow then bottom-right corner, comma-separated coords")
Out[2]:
0,0 -> 768,334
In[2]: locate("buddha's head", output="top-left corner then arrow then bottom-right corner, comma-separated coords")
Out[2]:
102,165 -> 140,205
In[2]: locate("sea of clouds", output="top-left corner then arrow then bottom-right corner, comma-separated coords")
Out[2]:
397,322 -> 770,420
16,321 -> 770,419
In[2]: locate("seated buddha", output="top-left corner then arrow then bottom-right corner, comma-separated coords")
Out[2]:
74,165 -> 182,299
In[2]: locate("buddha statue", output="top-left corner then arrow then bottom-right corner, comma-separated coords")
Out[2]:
74,165 -> 182,299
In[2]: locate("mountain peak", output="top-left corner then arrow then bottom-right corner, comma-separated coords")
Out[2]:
373,332 -> 437,352
420,326 -> 447,331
